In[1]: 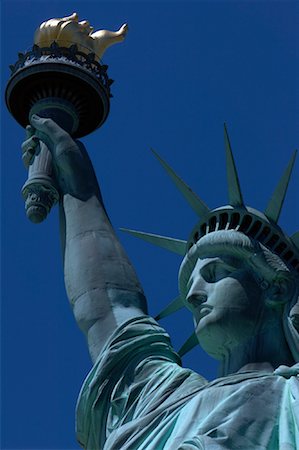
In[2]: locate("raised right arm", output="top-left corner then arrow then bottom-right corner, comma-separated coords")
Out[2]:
23,115 -> 147,362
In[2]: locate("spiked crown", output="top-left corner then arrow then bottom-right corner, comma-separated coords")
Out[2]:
122,126 -> 299,356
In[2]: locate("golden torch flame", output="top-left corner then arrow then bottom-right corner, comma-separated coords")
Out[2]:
34,12 -> 128,60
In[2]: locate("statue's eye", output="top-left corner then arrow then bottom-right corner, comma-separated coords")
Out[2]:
201,262 -> 236,283
200,264 -> 216,283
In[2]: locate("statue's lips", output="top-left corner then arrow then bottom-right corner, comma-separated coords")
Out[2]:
194,305 -> 213,323
198,305 -> 213,318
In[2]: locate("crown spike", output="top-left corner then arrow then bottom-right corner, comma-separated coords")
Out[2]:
151,148 -> 210,218
154,296 -> 184,321
264,150 -> 297,224
178,332 -> 198,357
120,228 -> 187,255
224,124 -> 244,207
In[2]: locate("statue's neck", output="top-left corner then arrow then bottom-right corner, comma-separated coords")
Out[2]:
218,319 -> 294,377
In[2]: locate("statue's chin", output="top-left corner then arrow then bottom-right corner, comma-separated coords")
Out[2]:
195,320 -> 225,360
26,205 -> 48,223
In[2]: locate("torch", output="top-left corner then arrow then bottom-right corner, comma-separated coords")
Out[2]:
5,13 -> 128,223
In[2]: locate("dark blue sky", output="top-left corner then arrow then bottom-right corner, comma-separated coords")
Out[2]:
2,1 -> 298,449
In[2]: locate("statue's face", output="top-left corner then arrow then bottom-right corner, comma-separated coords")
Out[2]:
186,255 -> 264,359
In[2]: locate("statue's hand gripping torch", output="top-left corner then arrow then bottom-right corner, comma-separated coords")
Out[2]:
5,13 -> 128,223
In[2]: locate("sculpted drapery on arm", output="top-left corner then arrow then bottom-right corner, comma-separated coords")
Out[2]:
22,115 -> 147,362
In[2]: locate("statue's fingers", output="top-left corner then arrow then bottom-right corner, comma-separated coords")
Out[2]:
30,115 -> 67,147
22,149 -> 35,168
25,125 -> 35,139
22,136 -> 39,153
21,136 -> 40,168
30,114 -> 60,134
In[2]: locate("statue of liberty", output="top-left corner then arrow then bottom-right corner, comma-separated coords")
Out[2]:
15,13 -> 299,450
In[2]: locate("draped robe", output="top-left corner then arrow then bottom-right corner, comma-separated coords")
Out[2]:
76,316 -> 299,450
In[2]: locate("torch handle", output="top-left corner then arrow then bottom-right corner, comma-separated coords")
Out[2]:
22,142 -> 59,223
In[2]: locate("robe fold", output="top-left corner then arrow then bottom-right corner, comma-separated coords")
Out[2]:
76,316 -> 299,450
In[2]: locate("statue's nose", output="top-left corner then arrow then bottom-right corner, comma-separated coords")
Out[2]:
186,264 -> 212,308
186,289 -> 208,308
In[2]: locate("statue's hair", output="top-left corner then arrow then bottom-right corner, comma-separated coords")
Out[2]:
179,230 -> 294,298
178,230 -> 299,362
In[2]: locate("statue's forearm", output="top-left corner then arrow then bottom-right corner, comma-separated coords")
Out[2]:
59,158 -> 147,361
21,118 -> 146,360
61,193 -> 145,303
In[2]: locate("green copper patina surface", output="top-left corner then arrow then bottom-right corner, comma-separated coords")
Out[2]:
21,115 -> 299,449
77,317 -> 299,449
